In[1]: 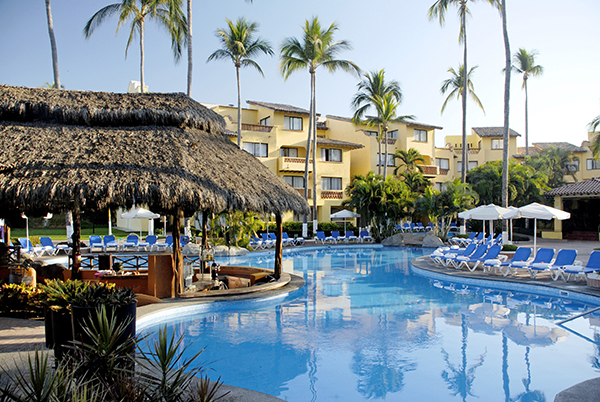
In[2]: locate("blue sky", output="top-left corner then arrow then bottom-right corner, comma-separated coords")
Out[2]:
1,0 -> 599,148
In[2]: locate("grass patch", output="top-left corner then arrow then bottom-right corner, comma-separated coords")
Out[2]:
10,227 -> 132,241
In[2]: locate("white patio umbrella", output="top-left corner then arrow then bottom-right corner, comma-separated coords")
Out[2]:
458,204 -> 511,242
330,209 -> 361,232
503,202 -> 570,256
120,207 -> 160,236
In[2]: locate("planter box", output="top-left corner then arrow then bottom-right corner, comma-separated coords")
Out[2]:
587,273 -> 600,288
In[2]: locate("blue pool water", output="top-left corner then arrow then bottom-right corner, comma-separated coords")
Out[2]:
138,246 -> 600,401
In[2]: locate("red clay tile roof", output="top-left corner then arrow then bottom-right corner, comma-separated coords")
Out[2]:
472,127 -> 521,137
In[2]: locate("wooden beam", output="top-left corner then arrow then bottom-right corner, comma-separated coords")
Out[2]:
171,207 -> 183,297
71,205 -> 82,280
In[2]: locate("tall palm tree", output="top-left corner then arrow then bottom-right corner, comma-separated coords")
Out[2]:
362,93 -> 414,178
208,18 -> 273,149
511,49 -> 543,156
429,0 -> 497,183
280,17 -> 360,224
45,0 -> 60,89
440,64 -> 485,116
499,0 -> 511,215
440,65 -> 484,177
84,0 -> 187,93
351,69 -> 402,175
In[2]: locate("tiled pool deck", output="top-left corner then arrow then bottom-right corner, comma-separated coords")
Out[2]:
1,237 -> 599,401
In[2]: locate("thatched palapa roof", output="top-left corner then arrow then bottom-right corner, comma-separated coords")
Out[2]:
0,85 -> 310,217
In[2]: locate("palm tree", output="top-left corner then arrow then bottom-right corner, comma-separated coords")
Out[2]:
186,0 -> 192,96
84,0 -> 187,93
511,49 -> 543,156
429,0 -> 497,184
440,64 -> 485,178
208,18 -> 273,149
499,0 -> 511,215
351,69 -> 402,175
588,116 -> 600,159
45,0 -> 60,90
362,93 -> 414,178
393,148 -> 426,175
280,17 -> 360,224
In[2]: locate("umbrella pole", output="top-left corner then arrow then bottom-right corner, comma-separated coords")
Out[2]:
533,219 -> 537,257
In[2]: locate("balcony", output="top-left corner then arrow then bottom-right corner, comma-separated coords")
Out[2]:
295,188 -> 311,199
242,123 -> 273,133
421,165 -> 439,177
453,146 -> 481,155
321,191 -> 343,200
278,157 -> 313,172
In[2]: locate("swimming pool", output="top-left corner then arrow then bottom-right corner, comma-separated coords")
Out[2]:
138,246 -> 600,401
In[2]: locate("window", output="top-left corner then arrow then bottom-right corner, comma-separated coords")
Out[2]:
435,182 -> 447,191
566,159 -> 579,172
414,129 -> 427,142
491,139 -> 503,149
322,177 -> 342,190
457,161 -> 478,172
279,147 -> 298,157
259,116 -> 271,126
587,159 -> 600,170
387,130 -> 398,139
242,142 -> 268,157
283,175 -> 305,188
377,153 -> 395,166
321,148 -> 342,162
284,116 -> 303,130
436,158 -> 449,170
365,130 -> 378,137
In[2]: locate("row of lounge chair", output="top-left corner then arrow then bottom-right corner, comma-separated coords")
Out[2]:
250,232 -> 306,249
14,237 -> 71,257
397,222 -> 459,233
448,232 -> 502,248
430,244 -> 600,282
315,230 -> 373,244
87,234 -> 188,252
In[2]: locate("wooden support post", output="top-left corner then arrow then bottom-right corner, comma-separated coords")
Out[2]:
201,210 -> 208,273
275,214 -> 283,280
171,208 -> 183,298
71,204 -> 82,280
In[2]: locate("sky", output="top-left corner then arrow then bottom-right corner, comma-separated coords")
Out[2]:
1,0 -> 599,148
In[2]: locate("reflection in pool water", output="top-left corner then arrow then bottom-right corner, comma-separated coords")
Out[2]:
138,246 -> 600,401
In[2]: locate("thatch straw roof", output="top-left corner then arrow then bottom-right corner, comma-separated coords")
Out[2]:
0,85 -> 310,217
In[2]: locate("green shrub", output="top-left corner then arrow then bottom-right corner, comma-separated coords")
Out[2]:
0,283 -> 45,318
501,244 -> 518,252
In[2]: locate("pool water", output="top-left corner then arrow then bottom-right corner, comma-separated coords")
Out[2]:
138,246 -> 600,401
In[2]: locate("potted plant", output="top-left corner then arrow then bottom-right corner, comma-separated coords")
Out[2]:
38,279 -> 91,360
69,283 -> 137,351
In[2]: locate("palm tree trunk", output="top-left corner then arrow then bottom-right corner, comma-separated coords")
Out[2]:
311,71 -> 318,227
45,0 -> 60,89
377,125 -> 382,175
383,129 -> 388,178
461,12 -> 468,184
236,65 -> 242,148
140,19 -> 145,93
501,0 -> 511,211
186,0 -> 192,97
524,78 -> 529,156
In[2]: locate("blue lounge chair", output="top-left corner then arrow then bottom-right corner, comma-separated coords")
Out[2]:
460,232 -> 484,247
315,231 -> 327,244
154,235 -> 172,251
435,243 -> 477,266
448,232 -> 476,246
283,232 -> 303,246
39,236 -> 58,255
345,231 -> 358,242
450,244 -> 488,269
528,249 -> 577,280
268,232 -> 292,247
145,235 -> 158,251
427,222 -> 435,231
88,235 -> 103,252
359,230 -> 373,243
18,238 -> 44,257
250,236 -> 265,249
505,248 -> 555,277
103,235 -> 119,251
457,245 -> 502,272
260,233 -> 275,248
416,223 -> 426,232
559,251 -> 600,282
330,230 -> 345,243
122,234 -> 139,251
401,223 -> 412,232
483,247 -> 531,275
180,235 -> 190,247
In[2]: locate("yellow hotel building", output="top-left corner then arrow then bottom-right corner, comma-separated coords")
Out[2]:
208,100 -> 557,223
